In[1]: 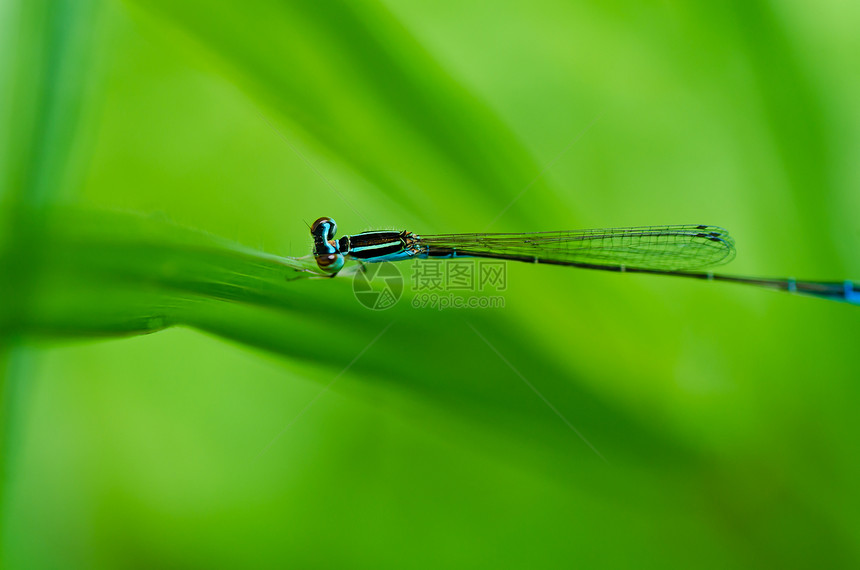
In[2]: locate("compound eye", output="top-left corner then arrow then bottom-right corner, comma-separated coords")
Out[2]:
315,253 -> 344,274
310,217 -> 337,241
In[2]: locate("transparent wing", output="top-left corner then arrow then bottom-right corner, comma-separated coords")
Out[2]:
416,225 -> 736,271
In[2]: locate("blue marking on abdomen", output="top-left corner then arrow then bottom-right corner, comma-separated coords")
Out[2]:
844,280 -> 860,305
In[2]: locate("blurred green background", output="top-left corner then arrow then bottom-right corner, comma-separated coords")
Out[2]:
2,0 -> 859,567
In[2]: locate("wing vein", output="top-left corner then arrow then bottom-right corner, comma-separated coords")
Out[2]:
416,225 -> 735,271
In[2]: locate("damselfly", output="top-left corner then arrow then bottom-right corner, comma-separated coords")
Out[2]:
310,217 -> 859,305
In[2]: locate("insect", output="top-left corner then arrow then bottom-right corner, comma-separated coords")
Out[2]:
310,216 -> 859,305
